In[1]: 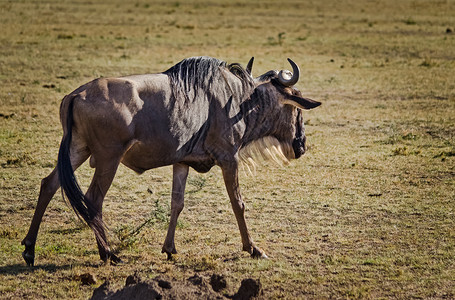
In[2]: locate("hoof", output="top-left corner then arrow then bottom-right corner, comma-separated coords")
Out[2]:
109,253 -> 123,265
161,248 -> 177,261
22,240 -> 35,267
22,250 -> 35,267
251,247 -> 268,259
166,252 -> 173,261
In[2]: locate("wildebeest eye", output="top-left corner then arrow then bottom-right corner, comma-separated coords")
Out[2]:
288,88 -> 301,96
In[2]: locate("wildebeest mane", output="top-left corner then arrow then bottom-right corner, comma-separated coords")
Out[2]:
256,70 -> 279,83
164,56 -> 254,103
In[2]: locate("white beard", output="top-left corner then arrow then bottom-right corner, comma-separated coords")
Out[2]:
238,136 -> 292,174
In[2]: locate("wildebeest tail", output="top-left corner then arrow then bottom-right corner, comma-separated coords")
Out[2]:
57,95 -> 107,248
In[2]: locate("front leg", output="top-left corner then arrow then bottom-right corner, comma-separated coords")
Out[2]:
221,162 -> 268,259
162,163 -> 189,259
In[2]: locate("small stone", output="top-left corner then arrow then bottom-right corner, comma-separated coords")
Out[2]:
78,273 -> 97,285
210,274 -> 227,292
233,278 -> 262,300
157,279 -> 172,289
125,273 -> 141,286
90,280 -> 110,300
188,274 -> 204,286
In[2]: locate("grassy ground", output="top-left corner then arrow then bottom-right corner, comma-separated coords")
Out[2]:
1,0 -> 454,299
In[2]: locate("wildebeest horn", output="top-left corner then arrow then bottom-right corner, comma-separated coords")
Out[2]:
278,58 -> 300,86
246,57 -> 254,75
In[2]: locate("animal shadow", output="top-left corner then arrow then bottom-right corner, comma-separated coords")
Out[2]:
0,263 -> 72,275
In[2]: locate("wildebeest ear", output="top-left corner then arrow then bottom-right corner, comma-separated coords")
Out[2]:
246,57 -> 254,75
282,96 -> 321,110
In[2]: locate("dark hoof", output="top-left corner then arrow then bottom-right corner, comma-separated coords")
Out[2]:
161,248 -> 176,260
22,250 -> 35,267
109,253 -> 123,265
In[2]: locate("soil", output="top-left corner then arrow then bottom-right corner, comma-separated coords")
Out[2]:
90,273 -> 262,300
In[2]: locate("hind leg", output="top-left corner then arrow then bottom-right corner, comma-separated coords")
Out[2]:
84,153 -> 122,264
22,147 -> 89,266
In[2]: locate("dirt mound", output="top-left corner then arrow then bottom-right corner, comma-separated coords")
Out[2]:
233,278 -> 262,300
90,273 -> 262,300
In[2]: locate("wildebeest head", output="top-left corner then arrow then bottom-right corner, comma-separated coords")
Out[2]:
240,58 -> 321,165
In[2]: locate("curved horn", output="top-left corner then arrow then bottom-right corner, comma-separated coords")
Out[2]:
246,57 -> 254,75
278,58 -> 300,86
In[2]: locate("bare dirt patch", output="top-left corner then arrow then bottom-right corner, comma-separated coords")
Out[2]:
90,273 -> 262,300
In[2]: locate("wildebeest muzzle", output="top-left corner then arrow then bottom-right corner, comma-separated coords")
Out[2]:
292,110 -> 306,159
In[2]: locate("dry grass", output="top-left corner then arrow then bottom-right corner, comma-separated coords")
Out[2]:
1,0 -> 454,299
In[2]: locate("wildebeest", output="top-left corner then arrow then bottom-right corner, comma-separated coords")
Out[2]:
21,56 -> 320,266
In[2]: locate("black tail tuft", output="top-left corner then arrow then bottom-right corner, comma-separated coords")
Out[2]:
57,96 -> 108,249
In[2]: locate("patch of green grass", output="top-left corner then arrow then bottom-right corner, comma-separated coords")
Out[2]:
402,17 -> 417,25
187,174 -> 207,193
434,149 -> 455,160
392,146 -> 421,156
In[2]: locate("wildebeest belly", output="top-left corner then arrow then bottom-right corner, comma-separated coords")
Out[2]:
120,139 -> 179,173
120,138 -> 215,174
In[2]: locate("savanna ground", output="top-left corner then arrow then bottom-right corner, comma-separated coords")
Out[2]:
1,0 -> 454,298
